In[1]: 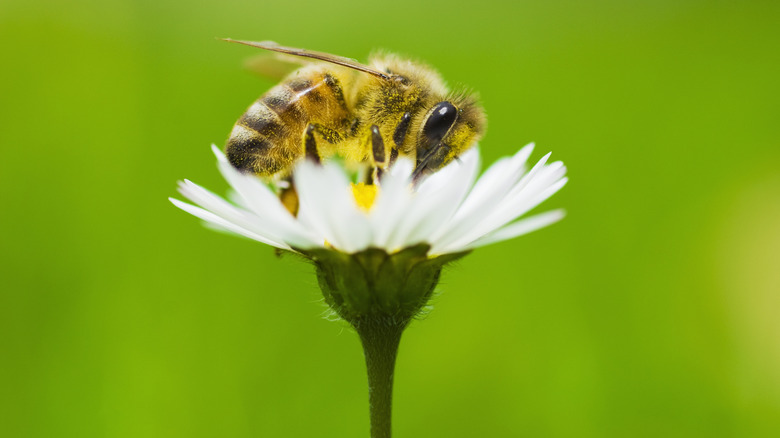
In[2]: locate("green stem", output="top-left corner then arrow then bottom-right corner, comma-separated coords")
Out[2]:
355,318 -> 406,438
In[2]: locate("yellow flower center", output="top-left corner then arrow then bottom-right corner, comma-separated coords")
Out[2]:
351,182 -> 378,212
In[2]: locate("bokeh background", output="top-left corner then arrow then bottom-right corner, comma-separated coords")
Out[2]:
2,0 -> 779,436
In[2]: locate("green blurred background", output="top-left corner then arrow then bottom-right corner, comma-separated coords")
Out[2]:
2,0 -> 779,436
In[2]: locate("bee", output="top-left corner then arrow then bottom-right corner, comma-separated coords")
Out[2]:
224,40 -> 486,183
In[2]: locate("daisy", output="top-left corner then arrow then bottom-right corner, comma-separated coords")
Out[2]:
170,143 -> 567,438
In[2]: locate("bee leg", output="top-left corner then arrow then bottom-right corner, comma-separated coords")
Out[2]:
388,146 -> 399,167
389,112 -> 411,167
393,112 -> 411,147
304,123 -> 344,164
370,125 -> 387,183
272,177 -> 299,257
371,125 -> 386,165
279,180 -> 299,217
304,125 -> 322,164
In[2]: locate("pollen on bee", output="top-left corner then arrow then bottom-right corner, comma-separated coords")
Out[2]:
351,182 -> 378,212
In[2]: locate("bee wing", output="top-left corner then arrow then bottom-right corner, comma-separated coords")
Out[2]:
242,53 -> 308,81
223,39 -> 391,80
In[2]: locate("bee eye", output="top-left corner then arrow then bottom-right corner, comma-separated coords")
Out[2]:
422,101 -> 457,143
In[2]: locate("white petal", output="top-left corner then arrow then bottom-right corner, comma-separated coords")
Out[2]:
295,160 -> 372,253
505,160 -> 565,203
454,176 -> 567,251
211,144 -> 232,164
433,149 -> 551,251
459,209 -> 566,251
429,143 -> 535,246
439,158 -> 567,251
370,158 -> 415,248
493,169 -> 568,230
176,179 -> 288,245
169,198 -> 290,250
210,145 -> 322,248
215,160 -> 320,248
414,146 -> 476,195
387,147 -> 481,250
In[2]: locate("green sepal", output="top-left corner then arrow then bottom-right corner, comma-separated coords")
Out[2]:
300,244 -> 469,325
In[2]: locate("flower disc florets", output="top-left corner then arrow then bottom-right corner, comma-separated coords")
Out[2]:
171,143 -> 567,323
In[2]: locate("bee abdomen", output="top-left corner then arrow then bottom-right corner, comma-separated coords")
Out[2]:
226,125 -> 272,171
226,86 -> 309,175
226,70 -> 351,176
239,100 -> 292,144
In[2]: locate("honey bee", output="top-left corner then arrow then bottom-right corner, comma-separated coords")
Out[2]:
223,39 -> 486,181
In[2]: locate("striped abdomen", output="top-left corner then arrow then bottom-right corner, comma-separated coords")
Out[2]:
226,69 -> 352,176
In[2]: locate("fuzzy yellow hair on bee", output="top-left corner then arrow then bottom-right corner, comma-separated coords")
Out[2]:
223,39 -> 487,181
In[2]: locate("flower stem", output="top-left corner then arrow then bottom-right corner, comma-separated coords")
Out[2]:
355,318 -> 406,438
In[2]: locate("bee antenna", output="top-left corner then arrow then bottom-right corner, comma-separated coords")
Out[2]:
220,38 -> 392,80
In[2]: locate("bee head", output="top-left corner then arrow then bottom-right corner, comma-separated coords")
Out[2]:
415,93 -> 486,175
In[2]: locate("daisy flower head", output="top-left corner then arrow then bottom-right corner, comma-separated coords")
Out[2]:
171,143 -> 567,324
